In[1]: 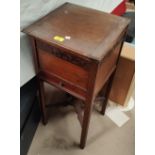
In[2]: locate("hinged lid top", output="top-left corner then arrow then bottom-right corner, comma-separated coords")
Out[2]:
23,3 -> 130,61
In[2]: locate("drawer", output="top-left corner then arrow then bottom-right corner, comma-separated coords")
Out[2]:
37,42 -> 89,90
39,71 -> 87,100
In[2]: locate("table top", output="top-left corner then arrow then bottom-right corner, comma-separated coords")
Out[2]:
23,3 -> 130,61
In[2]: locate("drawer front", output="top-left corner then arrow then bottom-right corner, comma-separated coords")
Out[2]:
37,48 -> 89,90
39,71 -> 87,100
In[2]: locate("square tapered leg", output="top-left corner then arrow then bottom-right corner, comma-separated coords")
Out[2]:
38,80 -> 47,125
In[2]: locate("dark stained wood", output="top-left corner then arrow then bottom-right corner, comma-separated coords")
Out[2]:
73,101 -> 84,127
23,3 -> 130,61
28,37 -> 47,124
39,71 -> 87,101
38,48 -> 89,90
80,62 -> 98,149
38,80 -> 47,124
23,3 -> 130,149
94,40 -> 123,97
28,36 -> 40,73
100,31 -> 127,115
36,39 -> 91,69
101,71 -> 116,115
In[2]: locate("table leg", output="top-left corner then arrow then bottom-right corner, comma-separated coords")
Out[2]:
38,80 -> 47,125
80,99 -> 93,149
101,71 -> 115,115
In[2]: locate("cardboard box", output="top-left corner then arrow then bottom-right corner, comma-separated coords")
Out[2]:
109,42 -> 135,106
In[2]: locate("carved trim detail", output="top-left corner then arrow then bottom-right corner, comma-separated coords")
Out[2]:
36,40 -> 90,68
50,47 -> 89,67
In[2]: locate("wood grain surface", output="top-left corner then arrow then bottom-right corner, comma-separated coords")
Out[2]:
23,3 -> 130,149
23,3 -> 130,61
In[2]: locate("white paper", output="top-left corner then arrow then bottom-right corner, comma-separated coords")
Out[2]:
105,105 -> 130,127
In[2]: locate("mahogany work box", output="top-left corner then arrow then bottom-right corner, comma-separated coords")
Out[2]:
23,3 -> 130,149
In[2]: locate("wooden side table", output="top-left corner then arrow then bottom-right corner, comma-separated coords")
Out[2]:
23,3 -> 130,149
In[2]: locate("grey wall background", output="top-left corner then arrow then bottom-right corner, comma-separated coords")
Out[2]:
20,0 -> 122,86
